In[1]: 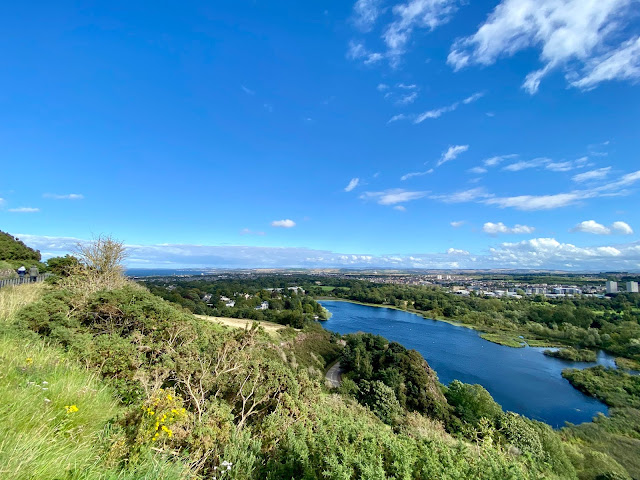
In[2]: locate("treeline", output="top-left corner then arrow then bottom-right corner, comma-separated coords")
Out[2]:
0,230 -> 41,262
337,332 -> 629,480
147,279 -> 327,328
316,280 -> 640,362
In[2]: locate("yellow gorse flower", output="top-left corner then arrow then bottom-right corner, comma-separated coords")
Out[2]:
65,405 -> 79,414
25,357 -> 33,365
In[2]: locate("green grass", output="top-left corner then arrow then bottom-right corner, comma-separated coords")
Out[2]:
0,284 -> 190,480
616,357 -> 640,371
479,333 -> 525,348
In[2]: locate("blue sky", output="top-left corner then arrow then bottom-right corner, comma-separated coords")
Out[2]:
1,0 -> 640,270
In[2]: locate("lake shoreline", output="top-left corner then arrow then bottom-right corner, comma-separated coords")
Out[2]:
318,299 -> 612,428
315,297 -> 563,348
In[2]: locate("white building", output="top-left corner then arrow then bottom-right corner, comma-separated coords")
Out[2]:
225,300 -> 235,307
606,281 -> 618,294
255,301 -> 269,311
627,281 -> 639,293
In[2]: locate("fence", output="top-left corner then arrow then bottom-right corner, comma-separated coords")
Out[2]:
0,273 -> 52,290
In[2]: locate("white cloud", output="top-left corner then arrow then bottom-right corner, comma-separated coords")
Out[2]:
393,205 -> 407,211
431,169 -> 640,211
484,192 -> 584,210
377,83 -> 390,91
360,188 -> 428,205
612,221 -> 634,235
347,40 -> 384,64
16,233 -> 640,271
503,157 -> 551,172
383,0 -> 460,62
401,169 -> 433,180
7,207 -> 40,213
344,178 -> 360,192
353,0 -> 383,31
431,187 -> 492,203
448,0 -> 638,93
484,154 -> 517,167
437,145 -> 469,167
483,222 -> 535,235
241,85 -> 255,95
571,220 -> 634,235
570,36 -> 640,90
397,83 -> 418,89
396,91 -> 419,105
414,92 -> 483,123
447,248 -> 470,255
271,219 -> 296,228
573,167 -> 612,183
468,166 -> 487,174
450,220 -> 465,228
571,220 -> 611,235
43,193 -> 84,200
0,198 -> 5,207
387,113 -> 407,124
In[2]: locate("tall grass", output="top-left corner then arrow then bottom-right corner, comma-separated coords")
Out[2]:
0,283 -> 46,323
0,283 -> 189,480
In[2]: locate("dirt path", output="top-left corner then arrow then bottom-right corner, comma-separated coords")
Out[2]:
326,361 -> 343,388
195,314 -> 289,334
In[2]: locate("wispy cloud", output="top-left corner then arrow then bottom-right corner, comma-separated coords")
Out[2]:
431,169 -> 640,210
483,222 -> 535,235
573,167 -> 611,183
413,92 -> 483,123
240,228 -> 266,236
347,40 -> 384,65
271,219 -> 296,228
344,178 -> 361,192
387,113 -> 407,124
241,85 -> 255,95
383,0 -> 461,63
395,91 -> 418,105
43,193 -> 84,200
450,220 -> 465,228
360,188 -> 428,205
400,169 -> 433,181
502,156 -> 588,172
352,0 -> 383,32
437,145 -> 469,167
8,207 -> 40,213
431,187 -> 492,203
484,154 -> 518,167
448,0 -> 638,93
377,83 -> 389,91
468,166 -> 487,174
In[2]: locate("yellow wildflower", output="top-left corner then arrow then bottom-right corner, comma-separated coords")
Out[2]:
65,405 -> 79,414
25,357 -> 33,365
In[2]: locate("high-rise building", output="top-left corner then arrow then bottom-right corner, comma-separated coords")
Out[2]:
627,281 -> 639,293
606,280 -> 618,294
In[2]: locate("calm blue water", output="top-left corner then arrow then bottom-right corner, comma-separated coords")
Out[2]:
320,300 -> 612,428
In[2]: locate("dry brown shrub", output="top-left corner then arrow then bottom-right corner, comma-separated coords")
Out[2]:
60,235 -> 137,308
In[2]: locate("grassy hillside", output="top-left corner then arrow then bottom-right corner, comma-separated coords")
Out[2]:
0,248 -> 635,479
0,231 -> 41,262
0,231 -> 44,279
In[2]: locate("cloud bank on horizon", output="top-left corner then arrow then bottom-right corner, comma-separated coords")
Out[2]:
17,234 -> 640,272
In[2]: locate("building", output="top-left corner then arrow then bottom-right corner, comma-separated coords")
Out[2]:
255,301 -> 269,311
627,281 -> 639,293
606,281 -> 618,294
